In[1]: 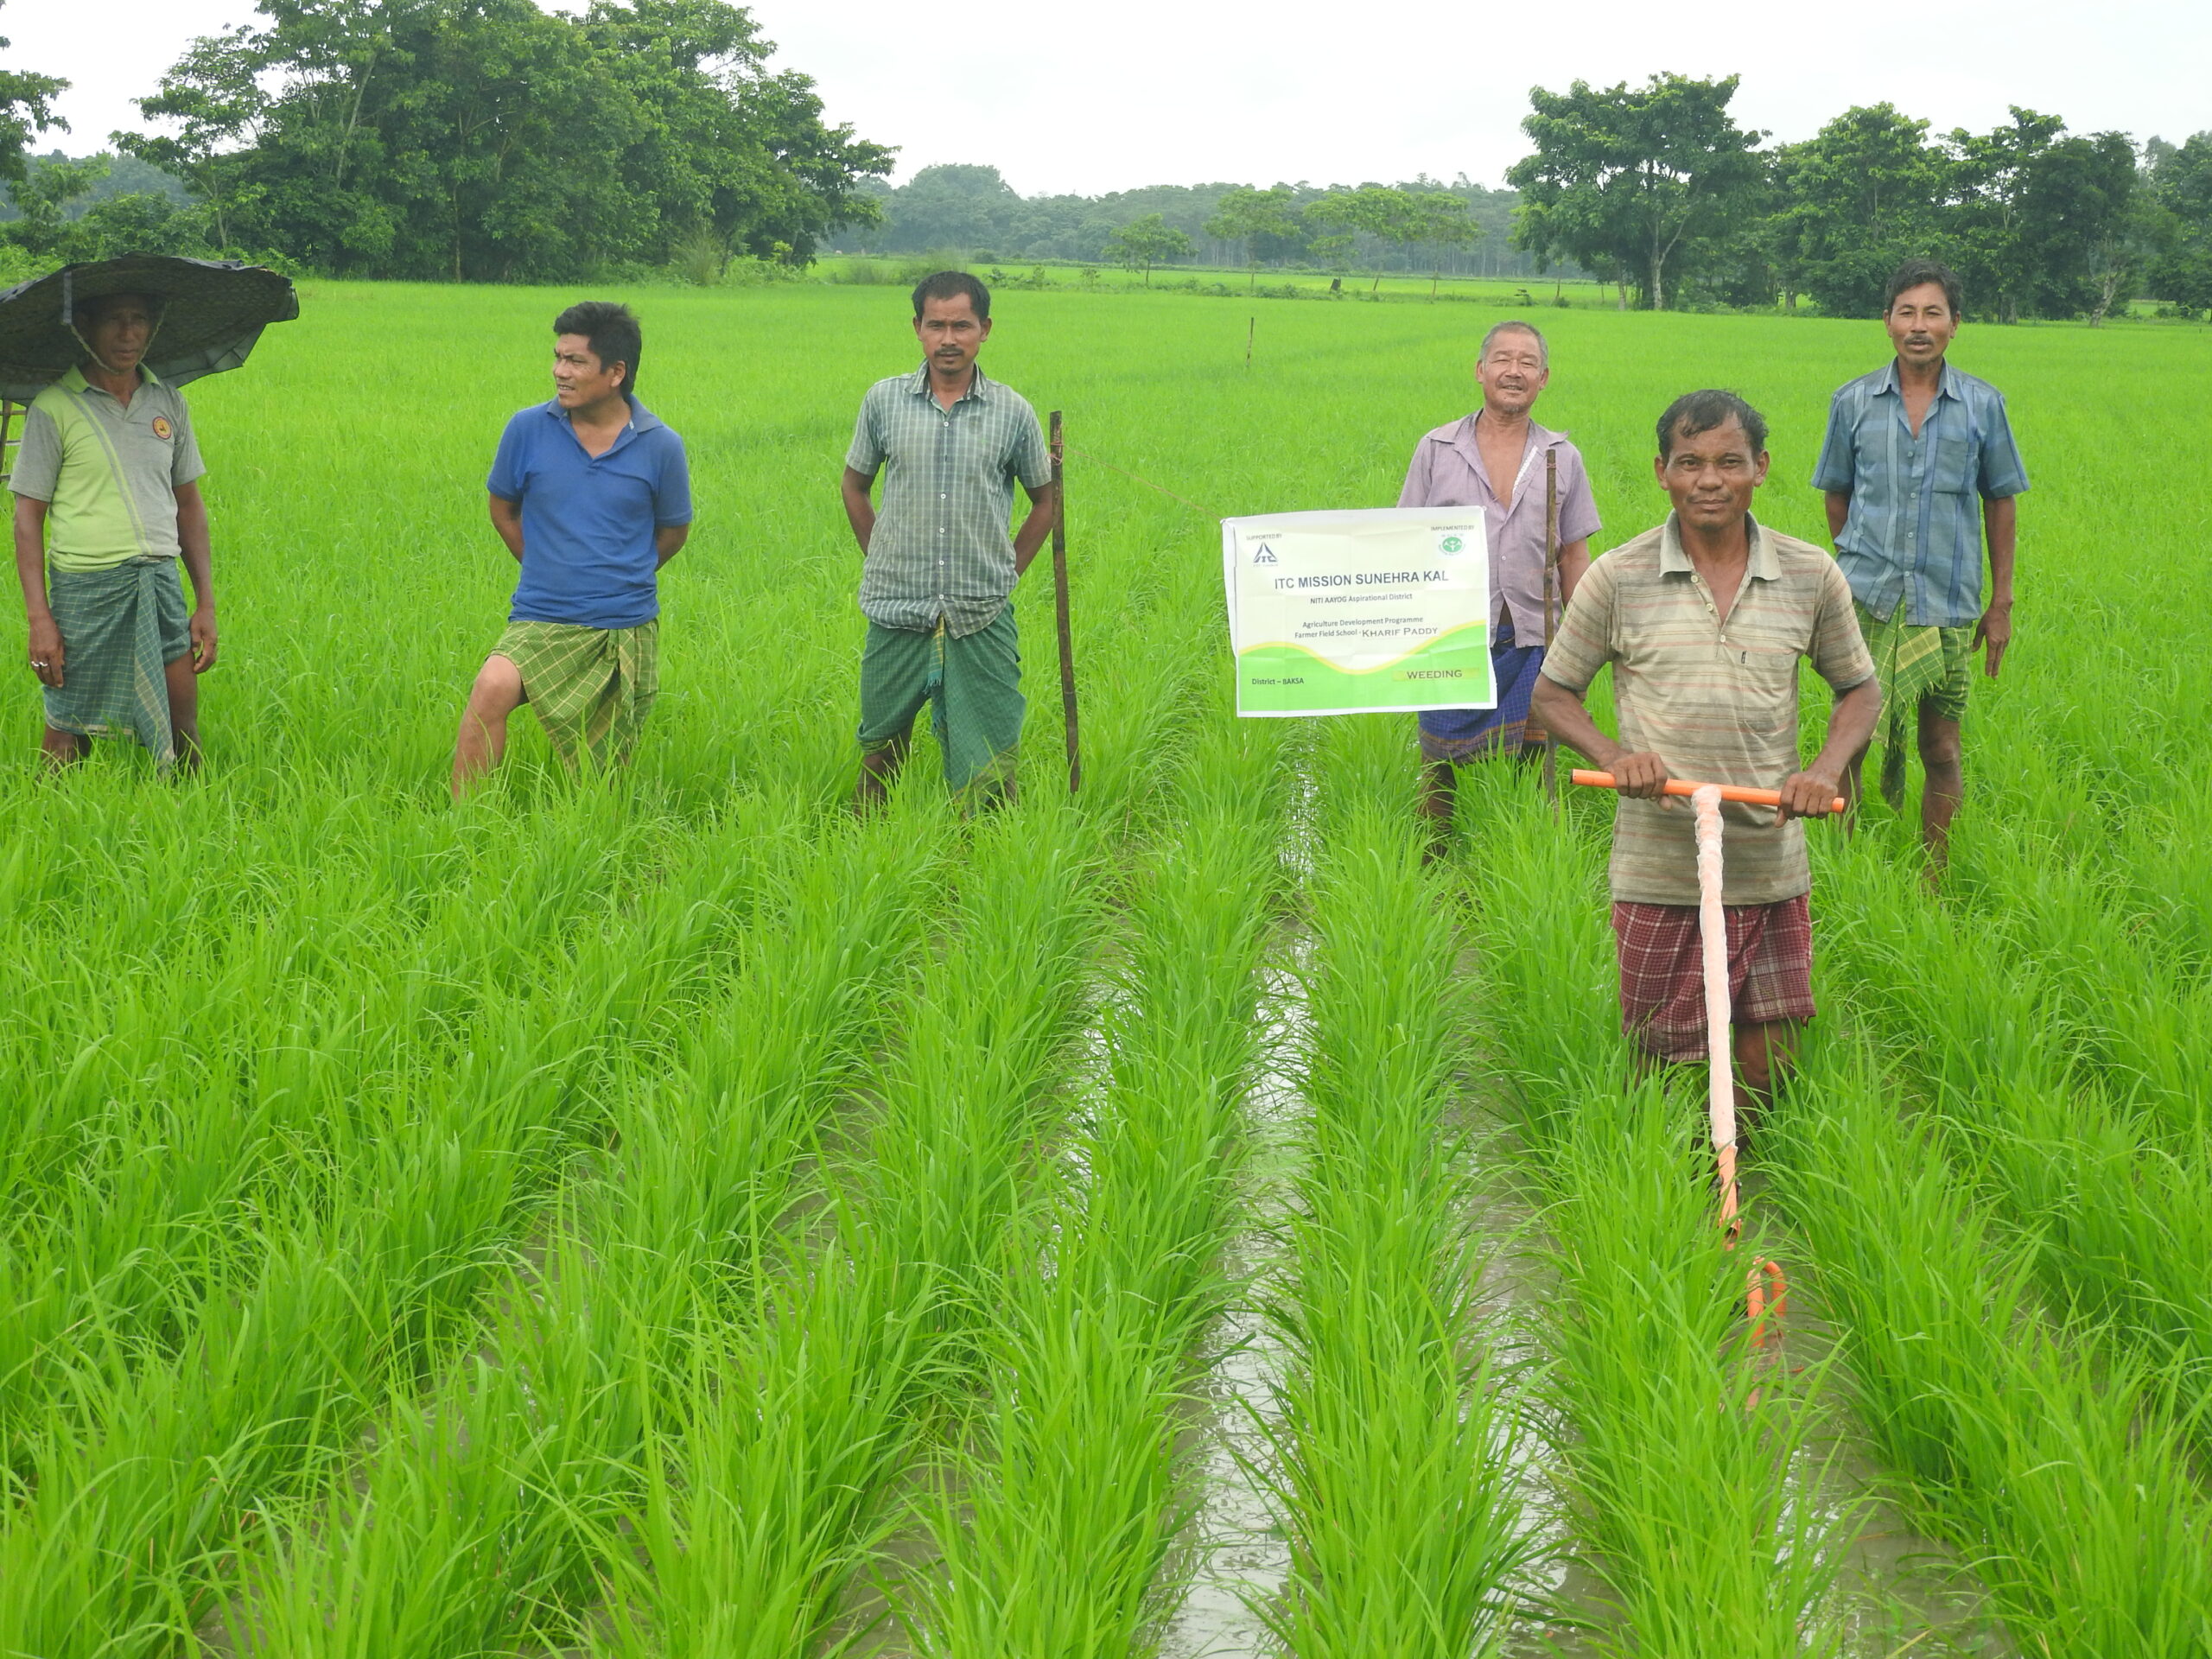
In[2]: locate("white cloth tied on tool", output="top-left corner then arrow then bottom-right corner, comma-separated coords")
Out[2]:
1693,784 -> 1734,1155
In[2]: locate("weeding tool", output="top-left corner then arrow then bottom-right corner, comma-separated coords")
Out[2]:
1541,451 -> 1560,812
1048,410 -> 1080,794
1570,771 -> 1791,1354
1568,769 -> 1845,816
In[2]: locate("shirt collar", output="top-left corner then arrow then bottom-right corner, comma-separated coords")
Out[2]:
60,364 -> 163,397
905,362 -> 990,404
1444,411 -> 1567,504
1659,512 -> 1780,582
541,395 -> 659,437
1876,359 -> 1957,403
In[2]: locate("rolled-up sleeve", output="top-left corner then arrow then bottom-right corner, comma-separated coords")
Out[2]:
486,414 -> 528,503
169,399 -> 207,488
1560,451 -> 1601,543
1810,563 -> 1877,692
10,404 -> 60,502
653,434 -> 693,526
845,391 -> 885,475
1395,439 -> 1432,509
1539,556 -> 1616,692
1011,406 -> 1052,491
1810,391 -> 1856,493
1978,394 -> 2029,499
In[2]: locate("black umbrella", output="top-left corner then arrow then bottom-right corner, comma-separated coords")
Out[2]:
0,253 -> 299,403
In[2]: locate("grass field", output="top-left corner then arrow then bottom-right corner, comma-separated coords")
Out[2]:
4,279 -> 2212,1656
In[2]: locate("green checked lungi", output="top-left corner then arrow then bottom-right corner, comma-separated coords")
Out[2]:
43,555 -> 189,766
493,618 -> 658,768
858,608 -> 1023,798
1856,601 -> 1972,810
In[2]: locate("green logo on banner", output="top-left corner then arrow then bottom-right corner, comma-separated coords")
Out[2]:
1439,535 -> 1464,554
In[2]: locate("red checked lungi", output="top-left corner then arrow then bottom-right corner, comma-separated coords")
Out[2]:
1611,894 -> 1815,1064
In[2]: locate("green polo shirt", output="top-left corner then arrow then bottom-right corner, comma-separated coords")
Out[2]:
10,366 -> 206,572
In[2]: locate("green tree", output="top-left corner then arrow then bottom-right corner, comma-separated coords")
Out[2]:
118,0 -> 891,281
2145,132 -> 2212,314
1307,186 -> 1420,293
1102,212 -> 1191,285
1948,110 -> 2139,321
1507,72 -> 1767,310
1768,104 -> 1952,316
0,1 -> 65,188
1,153 -> 106,258
1407,189 -> 1480,296
1205,184 -> 1299,292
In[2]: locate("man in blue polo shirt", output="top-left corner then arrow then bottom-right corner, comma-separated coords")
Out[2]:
450,301 -> 691,796
1813,258 -> 2028,873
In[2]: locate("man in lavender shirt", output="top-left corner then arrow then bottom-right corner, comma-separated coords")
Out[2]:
1397,320 -> 1601,832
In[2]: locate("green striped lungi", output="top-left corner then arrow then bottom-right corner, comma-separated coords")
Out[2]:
43,556 -> 189,766
1856,601 -> 1972,810
493,618 -> 659,768
858,608 -> 1023,798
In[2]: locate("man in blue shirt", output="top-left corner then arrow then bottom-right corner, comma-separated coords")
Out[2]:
451,302 -> 691,796
1812,258 -> 2028,873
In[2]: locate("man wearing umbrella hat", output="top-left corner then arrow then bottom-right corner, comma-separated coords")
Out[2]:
11,288 -> 217,768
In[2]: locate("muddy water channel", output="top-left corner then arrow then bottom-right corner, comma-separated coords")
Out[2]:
1155,934 -> 2012,1658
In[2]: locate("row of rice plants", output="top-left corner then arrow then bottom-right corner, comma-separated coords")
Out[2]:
898,704 -> 1294,1655
0,790 -> 832,1656
1452,765 -> 1847,1655
1927,785 -> 2212,1141
1765,1039 -> 2212,1653
225,810 -> 950,1653
0,786 -> 776,1427
0,346 -> 1224,1651
1248,721 -> 1528,1656
591,804 -> 1109,1655
171,469 -> 1223,1650
1812,845 -> 2212,1392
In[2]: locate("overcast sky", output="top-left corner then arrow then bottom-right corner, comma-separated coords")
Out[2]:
13,0 -> 2210,195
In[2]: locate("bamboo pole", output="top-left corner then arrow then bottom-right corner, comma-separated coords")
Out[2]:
1541,448 -> 1560,810
1048,410 -> 1080,794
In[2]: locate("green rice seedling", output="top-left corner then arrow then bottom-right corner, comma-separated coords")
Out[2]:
581,799 -> 1109,1653
1765,1046 -> 2212,1654
1811,844 -> 2212,1401
1452,762 -> 1851,1656
1243,723 -> 1529,1659
223,808 -> 946,1648
899,712 -> 1292,1657
594,1234 -> 942,1659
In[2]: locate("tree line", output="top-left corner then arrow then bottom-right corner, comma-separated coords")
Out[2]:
1510,74 -> 2209,320
1,10 -> 2206,316
842,168 -> 1550,282
850,81 -> 2211,321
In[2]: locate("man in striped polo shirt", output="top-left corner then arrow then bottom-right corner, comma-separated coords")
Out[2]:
841,271 -> 1057,809
1533,391 -> 1880,1115
11,289 -> 217,769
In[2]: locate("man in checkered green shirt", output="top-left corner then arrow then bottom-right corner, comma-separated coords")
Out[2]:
841,271 -> 1057,807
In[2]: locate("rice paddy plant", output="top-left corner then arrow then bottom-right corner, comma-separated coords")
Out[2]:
1243,720 -> 1528,1658
1812,844 -> 2212,1395
1452,764 -> 1849,1656
588,803 -> 1109,1655
1764,1047 -> 2212,1655
0,1027 -> 611,1657
899,708 -> 1294,1657
226,809 -> 950,1650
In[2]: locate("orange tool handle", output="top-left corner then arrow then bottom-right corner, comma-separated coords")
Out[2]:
1569,768 -> 1846,816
